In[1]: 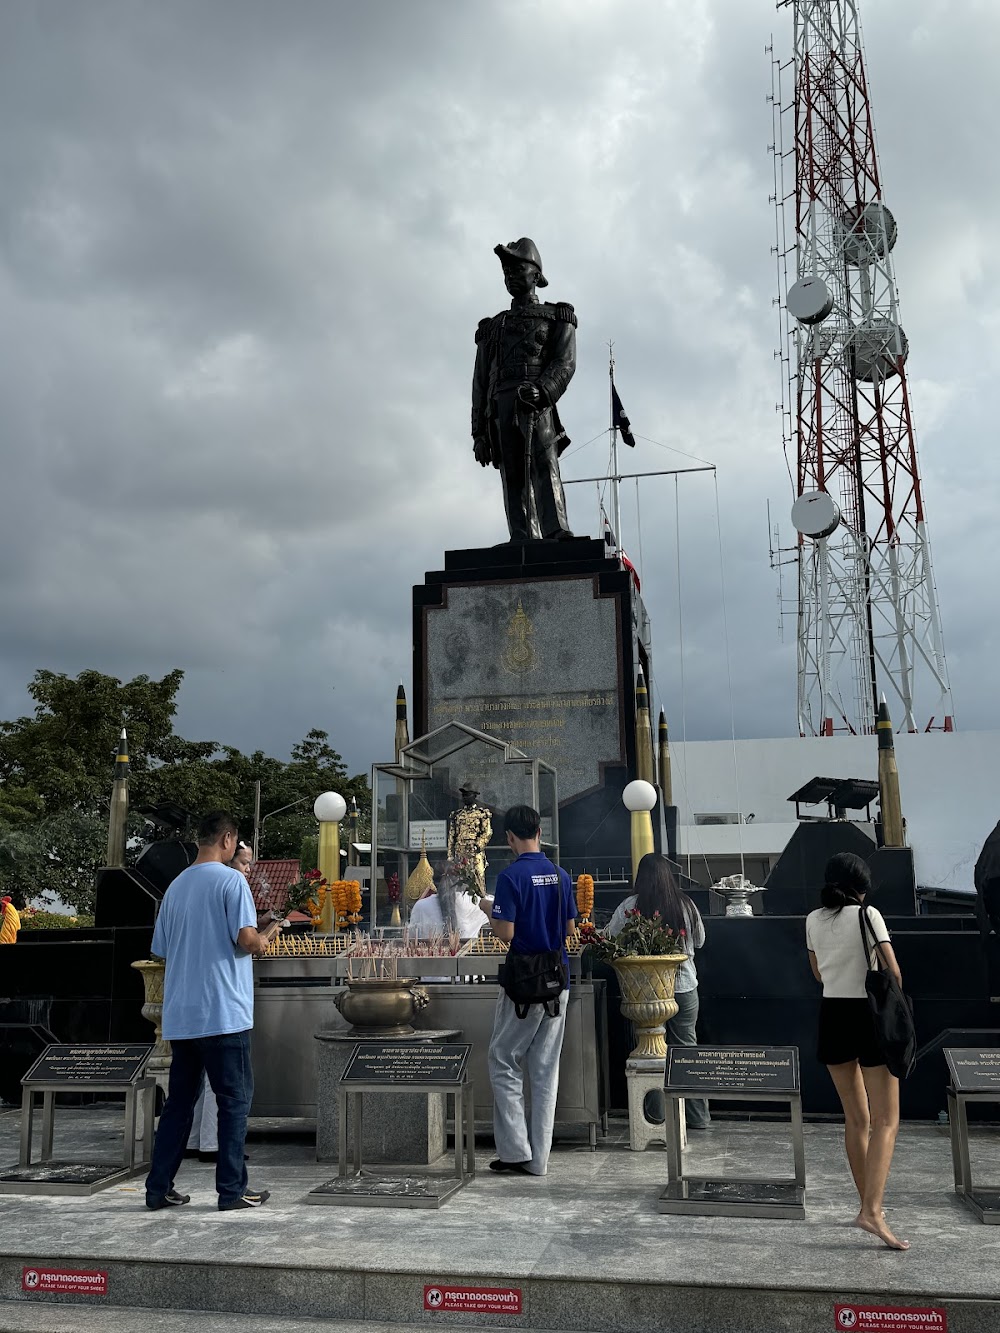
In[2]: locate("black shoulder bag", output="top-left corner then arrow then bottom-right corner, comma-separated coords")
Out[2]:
859,906 -> 916,1080
497,878 -> 569,1020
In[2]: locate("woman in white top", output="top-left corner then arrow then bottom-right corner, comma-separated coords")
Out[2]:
806,852 -> 908,1250
608,853 -> 710,1128
409,862 -> 490,940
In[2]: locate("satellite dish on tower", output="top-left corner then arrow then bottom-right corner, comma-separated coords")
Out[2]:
792,490 -> 841,540
842,202 -> 898,265
787,276 -> 834,325
846,320 -> 908,382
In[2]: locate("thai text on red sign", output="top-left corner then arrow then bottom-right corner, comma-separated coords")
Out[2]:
834,1304 -> 947,1332
22,1267 -> 108,1296
424,1285 -> 522,1315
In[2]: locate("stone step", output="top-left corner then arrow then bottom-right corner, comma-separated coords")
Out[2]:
0,1304 -> 587,1333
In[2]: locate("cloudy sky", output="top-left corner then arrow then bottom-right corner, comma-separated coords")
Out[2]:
2,0 -> 998,781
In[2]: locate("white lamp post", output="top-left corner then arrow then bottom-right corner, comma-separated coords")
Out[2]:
622,779 -> 657,884
314,791 -> 347,887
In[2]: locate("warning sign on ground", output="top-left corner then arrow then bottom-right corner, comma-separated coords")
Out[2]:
424,1284 -> 522,1315
834,1303 -> 947,1332
22,1267 -> 108,1296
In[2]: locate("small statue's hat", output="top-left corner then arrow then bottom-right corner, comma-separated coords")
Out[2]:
494,238 -> 548,287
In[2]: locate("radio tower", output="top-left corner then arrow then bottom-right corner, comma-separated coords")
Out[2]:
771,0 -> 954,736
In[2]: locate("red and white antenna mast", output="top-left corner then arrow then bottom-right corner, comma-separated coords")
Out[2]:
771,0 -> 954,736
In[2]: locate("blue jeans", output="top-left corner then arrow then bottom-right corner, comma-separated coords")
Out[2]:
668,988 -> 710,1127
645,988 -> 711,1128
145,1030 -> 253,1206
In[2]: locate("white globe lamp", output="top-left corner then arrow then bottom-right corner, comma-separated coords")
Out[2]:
314,791 -> 347,823
622,780 -> 657,812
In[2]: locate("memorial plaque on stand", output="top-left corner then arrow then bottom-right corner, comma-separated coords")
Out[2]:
0,1043 -> 155,1197
667,1046 -> 799,1096
342,1043 -> 471,1086
945,1048 -> 1000,1223
659,1045 -> 805,1221
308,1042 -> 475,1210
944,1049 -> 1000,1093
23,1044 -> 151,1086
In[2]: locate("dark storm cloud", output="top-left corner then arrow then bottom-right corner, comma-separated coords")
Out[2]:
0,0 -> 996,775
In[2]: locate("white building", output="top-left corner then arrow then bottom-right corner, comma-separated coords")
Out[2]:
671,731 -> 1000,895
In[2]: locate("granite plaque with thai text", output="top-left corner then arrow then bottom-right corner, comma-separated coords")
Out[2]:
945,1048 -> 1000,1092
424,577 -> 623,805
24,1045 -> 151,1086
342,1044 -> 471,1086
667,1047 -> 800,1094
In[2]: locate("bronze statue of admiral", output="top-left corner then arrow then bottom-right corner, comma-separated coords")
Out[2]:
472,238 -> 576,541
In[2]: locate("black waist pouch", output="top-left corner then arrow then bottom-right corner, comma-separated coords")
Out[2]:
498,949 -> 568,1019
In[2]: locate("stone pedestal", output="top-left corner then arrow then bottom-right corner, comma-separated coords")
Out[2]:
314,1029 -> 460,1166
413,540 -> 653,865
626,1058 -> 687,1152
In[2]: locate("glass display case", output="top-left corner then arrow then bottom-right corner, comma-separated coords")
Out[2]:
370,721 -> 558,927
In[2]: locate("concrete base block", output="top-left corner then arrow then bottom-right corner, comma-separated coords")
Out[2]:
314,1029 -> 459,1166
626,1058 -> 686,1151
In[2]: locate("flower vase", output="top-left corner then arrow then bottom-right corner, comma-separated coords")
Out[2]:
612,954 -> 687,1060
390,904 -> 401,925
131,958 -> 172,1090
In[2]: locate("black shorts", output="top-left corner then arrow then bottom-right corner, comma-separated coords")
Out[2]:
817,998 -> 884,1068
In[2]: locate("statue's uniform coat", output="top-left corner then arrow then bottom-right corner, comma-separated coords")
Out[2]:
472,298 -> 577,540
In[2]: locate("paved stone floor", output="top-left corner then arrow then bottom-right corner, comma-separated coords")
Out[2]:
1,1101 -> 999,1328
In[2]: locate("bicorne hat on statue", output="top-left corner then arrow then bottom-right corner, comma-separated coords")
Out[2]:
494,238 -> 548,287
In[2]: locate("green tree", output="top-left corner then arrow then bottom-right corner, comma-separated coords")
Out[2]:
240,730 -> 368,861
0,669 -> 368,912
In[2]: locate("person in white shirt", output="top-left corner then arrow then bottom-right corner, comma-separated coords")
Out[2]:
409,862 -> 490,940
607,854 -> 709,1128
805,852 -> 908,1250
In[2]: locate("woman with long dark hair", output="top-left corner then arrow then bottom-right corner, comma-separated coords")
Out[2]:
607,852 -> 709,1128
806,852 -> 908,1250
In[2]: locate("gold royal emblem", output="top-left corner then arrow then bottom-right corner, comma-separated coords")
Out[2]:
501,599 -> 537,675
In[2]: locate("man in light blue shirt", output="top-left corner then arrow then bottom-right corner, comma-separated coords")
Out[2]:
144,811 -> 284,1211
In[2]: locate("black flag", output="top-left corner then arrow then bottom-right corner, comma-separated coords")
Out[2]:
611,384 -> 636,447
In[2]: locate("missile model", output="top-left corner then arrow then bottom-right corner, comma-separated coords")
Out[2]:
395,683 -> 410,762
106,728 -> 129,868
347,795 -> 360,860
634,670 -> 655,784
876,696 -> 905,847
657,709 -> 673,807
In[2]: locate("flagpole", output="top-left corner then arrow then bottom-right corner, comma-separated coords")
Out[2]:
609,342 -> 622,560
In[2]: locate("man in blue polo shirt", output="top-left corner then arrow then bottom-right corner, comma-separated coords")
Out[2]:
144,811 -> 285,1212
487,804 -> 576,1176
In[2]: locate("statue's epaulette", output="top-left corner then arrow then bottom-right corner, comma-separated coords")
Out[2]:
475,317 -> 493,344
552,301 -> 577,327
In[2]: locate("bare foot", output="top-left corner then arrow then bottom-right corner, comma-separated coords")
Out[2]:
853,1212 -> 910,1251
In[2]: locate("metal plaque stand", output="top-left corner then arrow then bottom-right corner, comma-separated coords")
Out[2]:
658,1049 -> 806,1220
307,1054 -> 476,1209
0,1056 -> 155,1196
946,1050 -> 1000,1223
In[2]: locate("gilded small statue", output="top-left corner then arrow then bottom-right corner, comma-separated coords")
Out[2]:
447,785 -> 492,899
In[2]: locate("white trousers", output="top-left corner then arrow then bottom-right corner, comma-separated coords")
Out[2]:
488,989 -> 568,1175
186,1076 -> 219,1152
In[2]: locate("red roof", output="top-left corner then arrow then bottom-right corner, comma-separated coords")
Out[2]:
248,860 -> 300,913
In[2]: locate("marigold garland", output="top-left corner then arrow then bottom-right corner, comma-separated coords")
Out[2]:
305,872 -> 329,928
330,880 -> 362,928
575,873 -> 594,923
